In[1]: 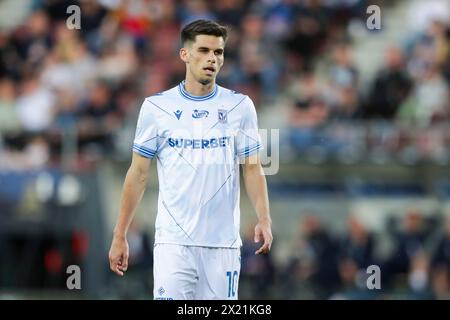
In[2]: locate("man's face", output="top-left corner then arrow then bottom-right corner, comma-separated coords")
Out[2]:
182,35 -> 225,85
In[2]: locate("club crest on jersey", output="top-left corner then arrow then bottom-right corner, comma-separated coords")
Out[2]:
192,109 -> 209,119
174,110 -> 183,120
218,109 -> 228,123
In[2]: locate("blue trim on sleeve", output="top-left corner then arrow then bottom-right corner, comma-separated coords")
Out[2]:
238,143 -> 262,158
133,143 -> 156,158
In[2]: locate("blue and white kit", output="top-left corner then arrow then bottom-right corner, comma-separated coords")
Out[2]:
133,82 -> 262,299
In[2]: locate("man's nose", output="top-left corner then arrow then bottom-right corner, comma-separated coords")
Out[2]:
207,51 -> 216,63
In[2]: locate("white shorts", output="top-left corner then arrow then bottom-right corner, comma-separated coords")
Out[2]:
153,244 -> 241,300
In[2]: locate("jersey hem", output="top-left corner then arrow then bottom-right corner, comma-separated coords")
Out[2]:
154,240 -> 242,249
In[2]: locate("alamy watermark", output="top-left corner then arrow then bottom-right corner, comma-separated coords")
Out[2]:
366,264 -> 381,290
366,5 -> 381,30
258,128 -> 279,176
66,5 -> 81,30
66,265 -> 81,290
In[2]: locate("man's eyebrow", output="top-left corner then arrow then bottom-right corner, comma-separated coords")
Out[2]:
197,46 -> 224,51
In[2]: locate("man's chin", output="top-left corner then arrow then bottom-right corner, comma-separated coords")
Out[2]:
198,78 -> 213,86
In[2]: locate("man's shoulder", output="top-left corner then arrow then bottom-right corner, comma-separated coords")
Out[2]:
217,85 -> 252,106
144,85 -> 179,102
218,85 -> 246,98
140,86 -> 180,114
135,86 -> 178,120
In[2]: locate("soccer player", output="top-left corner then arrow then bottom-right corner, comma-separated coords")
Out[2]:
108,19 -> 272,300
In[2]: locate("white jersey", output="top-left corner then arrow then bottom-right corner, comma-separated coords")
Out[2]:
133,81 -> 262,248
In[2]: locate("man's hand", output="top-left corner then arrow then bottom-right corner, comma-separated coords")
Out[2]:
108,235 -> 129,276
254,221 -> 273,255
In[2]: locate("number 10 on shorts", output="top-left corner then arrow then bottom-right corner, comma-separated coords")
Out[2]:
226,270 -> 239,298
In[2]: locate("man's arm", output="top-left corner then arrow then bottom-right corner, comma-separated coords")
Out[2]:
242,154 -> 273,255
108,152 -> 151,276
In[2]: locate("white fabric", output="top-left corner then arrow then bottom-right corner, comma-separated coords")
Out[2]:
133,82 -> 262,248
153,244 -> 241,300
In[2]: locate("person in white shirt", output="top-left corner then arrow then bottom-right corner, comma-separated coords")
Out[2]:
109,19 -> 272,300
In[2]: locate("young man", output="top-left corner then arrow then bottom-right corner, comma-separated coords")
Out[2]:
108,19 -> 272,300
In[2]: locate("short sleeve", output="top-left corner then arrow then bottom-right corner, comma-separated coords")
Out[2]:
132,99 -> 158,158
236,96 -> 262,159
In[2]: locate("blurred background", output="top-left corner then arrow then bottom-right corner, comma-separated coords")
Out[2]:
0,0 -> 449,300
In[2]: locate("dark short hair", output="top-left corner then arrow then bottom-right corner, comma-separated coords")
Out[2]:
181,19 -> 228,46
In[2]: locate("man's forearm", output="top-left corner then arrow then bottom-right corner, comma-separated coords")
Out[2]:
243,163 -> 271,224
113,166 -> 149,238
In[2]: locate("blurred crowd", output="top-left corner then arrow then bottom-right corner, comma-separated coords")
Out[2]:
238,210 -> 450,300
0,1 -> 447,169
283,0 -> 450,162
0,0 -> 414,171
285,20 -> 450,125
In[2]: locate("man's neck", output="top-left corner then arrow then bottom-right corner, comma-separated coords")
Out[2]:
184,76 -> 215,97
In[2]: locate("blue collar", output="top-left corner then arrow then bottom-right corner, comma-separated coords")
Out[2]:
178,81 -> 218,101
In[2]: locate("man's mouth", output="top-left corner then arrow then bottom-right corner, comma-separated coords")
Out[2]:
203,66 -> 216,74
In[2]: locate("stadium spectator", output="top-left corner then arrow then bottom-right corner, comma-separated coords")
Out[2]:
383,210 -> 437,291
285,214 -> 340,299
363,46 -> 413,119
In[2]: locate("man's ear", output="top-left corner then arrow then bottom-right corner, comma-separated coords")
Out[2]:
180,47 -> 189,64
